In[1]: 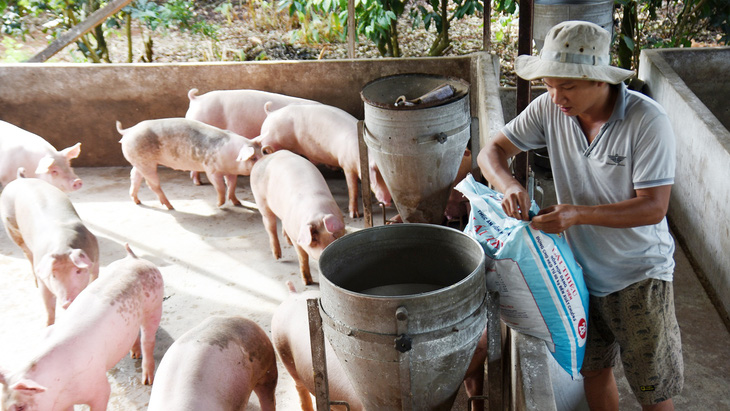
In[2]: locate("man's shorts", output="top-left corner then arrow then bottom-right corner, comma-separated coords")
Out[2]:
581,278 -> 684,405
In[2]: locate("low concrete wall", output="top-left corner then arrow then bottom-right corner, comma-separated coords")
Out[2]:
639,47 -> 730,327
0,53 -> 503,168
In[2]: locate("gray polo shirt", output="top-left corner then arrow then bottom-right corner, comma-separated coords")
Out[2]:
502,83 -> 676,296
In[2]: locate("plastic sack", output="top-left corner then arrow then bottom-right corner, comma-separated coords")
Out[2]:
455,174 -> 589,379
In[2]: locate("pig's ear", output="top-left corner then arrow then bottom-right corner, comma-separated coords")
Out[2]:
34,255 -> 53,280
297,223 -> 315,247
236,146 -> 256,162
264,101 -> 274,115
323,214 -> 344,234
262,145 -> 276,155
61,142 -> 82,160
10,378 -> 47,394
68,249 -> 91,269
35,156 -> 56,175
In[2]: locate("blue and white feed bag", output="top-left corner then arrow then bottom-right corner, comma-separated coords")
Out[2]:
456,174 -> 589,379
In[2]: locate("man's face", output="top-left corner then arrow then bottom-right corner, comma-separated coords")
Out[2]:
543,78 -> 603,117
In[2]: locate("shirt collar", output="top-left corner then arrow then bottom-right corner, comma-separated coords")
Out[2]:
607,82 -> 627,123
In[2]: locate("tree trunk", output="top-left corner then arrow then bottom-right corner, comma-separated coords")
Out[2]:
617,1 -> 636,70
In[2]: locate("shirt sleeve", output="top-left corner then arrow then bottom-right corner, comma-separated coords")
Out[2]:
631,110 -> 676,189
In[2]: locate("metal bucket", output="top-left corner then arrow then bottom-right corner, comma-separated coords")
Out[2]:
318,224 -> 487,410
533,0 -> 615,51
361,74 -> 471,224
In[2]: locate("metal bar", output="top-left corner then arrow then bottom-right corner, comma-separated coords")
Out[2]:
357,120 -> 373,227
486,291 -> 503,411
396,306 -> 413,411
27,0 -> 133,63
307,298 -> 330,411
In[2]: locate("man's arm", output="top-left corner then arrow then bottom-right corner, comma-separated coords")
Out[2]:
530,185 -> 672,234
476,131 -> 532,221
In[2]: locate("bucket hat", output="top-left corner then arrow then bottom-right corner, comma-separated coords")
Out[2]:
515,20 -> 635,84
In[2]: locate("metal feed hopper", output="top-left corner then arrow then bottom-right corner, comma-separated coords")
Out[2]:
318,224 -> 487,410
361,74 -> 471,224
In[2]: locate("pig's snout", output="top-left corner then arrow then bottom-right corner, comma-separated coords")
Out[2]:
71,178 -> 83,191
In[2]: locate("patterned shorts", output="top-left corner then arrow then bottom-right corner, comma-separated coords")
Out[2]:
581,278 -> 684,405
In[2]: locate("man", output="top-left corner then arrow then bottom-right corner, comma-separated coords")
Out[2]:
477,21 -> 683,410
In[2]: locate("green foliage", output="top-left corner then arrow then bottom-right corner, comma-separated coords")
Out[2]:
1,35 -> 31,61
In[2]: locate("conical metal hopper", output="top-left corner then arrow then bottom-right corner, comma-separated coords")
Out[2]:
318,224 -> 487,410
361,74 -> 471,224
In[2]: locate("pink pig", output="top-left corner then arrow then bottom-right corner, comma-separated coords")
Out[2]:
148,316 -> 278,411
271,282 -> 363,411
250,150 -> 346,285
253,103 -> 391,218
0,244 -> 163,411
0,177 -> 99,326
0,120 -> 83,192
117,118 -> 263,209
185,88 -> 320,185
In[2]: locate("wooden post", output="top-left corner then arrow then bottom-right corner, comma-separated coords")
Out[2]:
514,0 -> 534,187
27,0 -> 133,63
307,298 -> 330,411
347,0 -> 356,59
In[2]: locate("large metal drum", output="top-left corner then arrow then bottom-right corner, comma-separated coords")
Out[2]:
361,74 -> 471,224
318,224 -> 487,410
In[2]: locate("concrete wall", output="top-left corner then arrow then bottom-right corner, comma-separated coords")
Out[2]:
639,47 -> 730,326
0,53 -> 503,168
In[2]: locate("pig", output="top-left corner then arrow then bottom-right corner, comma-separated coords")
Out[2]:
0,177 -> 99,326
253,103 -> 391,218
272,282 -> 489,411
250,150 -> 346,285
116,118 -> 263,209
0,120 -> 83,192
0,244 -> 164,411
271,282 -> 363,411
185,88 -> 320,185
148,315 -> 278,411
444,147 -> 473,223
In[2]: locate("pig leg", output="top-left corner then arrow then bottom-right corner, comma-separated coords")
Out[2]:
129,167 -> 144,205
85,377 -> 111,411
133,164 -> 173,210
260,206 -> 282,259
139,306 -> 162,385
344,170 -> 360,218
190,170 -> 202,185
130,333 -> 141,359
40,281 -> 57,326
293,243 -> 313,285
224,174 -> 241,206
253,360 -> 279,411
206,171 -> 228,207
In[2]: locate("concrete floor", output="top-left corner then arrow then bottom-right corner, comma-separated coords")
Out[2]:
1,167 -> 728,410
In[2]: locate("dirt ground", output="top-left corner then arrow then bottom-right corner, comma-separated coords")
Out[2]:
0,166 -> 479,410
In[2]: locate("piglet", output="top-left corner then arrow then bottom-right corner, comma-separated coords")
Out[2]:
0,177 -> 99,326
271,282 -> 363,411
254,103 -> 391,218
0,244 -> 164,411
186,88 -> 319,185
148,315 -> 278,411
117,118 -> 263,209
0,120 -> 83,192
250,150 -> 345,285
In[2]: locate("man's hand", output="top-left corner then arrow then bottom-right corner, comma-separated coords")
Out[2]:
530,204 -> 580,234
502,181 -> 532,221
